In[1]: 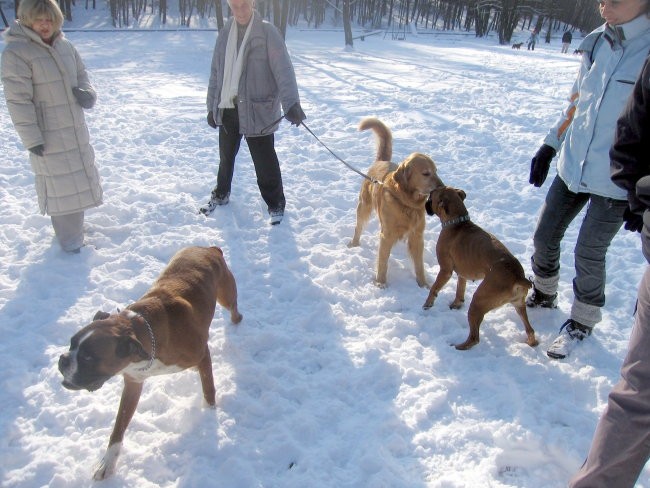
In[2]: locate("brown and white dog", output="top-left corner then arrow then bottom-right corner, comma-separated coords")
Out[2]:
348,117 -> 444,287
58,246 -> 242,480
422,187 -> 538,350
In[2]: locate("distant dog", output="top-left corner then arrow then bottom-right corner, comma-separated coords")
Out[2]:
422,187 -> 538,350
348,117 -> 444,287
58,246 -> 242,480
574,48 -> 582,55
512,42 -> 523,49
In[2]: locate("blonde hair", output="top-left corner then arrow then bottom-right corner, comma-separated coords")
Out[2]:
18,0 -> 64,32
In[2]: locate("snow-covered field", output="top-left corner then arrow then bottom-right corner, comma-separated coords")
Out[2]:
1,11 -> 648,487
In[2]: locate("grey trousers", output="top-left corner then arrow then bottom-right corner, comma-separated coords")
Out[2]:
51,211 -> 84,252
531,176 -> 626,326
570,265 -> 650,487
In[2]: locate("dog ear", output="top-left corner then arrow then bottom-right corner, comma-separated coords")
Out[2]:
116,336 -> 150,361
93,311 -> 111,321
394,164 -> 410,187
425,196 -> 434,216
456,189 -> 467,201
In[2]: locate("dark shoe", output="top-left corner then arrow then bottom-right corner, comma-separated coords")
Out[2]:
547,319 -> 592,359
199,191 -> 229,215
526,287 -> 558,308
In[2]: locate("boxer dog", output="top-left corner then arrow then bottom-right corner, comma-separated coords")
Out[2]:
58,246 -> 242,480
422,187 -> 538,350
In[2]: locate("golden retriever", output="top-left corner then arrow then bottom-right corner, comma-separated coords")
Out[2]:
348,117 -> 444,287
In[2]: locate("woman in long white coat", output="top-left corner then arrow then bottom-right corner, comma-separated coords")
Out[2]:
2,0 -> 102,253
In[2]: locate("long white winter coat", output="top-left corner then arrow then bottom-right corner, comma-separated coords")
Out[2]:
543,15 -> 650,199
1,21 -> 102,216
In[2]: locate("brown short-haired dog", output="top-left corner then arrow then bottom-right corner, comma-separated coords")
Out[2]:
423,187 -> 538,350
58,246 -> 242,479
348,117 -> 444,287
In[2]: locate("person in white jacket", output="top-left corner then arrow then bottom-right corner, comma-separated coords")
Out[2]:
526,0 -> 650,359
1,0 -> 102,253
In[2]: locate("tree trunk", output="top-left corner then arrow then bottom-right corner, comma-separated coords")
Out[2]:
343,0 -> 353,48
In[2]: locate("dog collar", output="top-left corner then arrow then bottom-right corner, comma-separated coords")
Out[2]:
125,310 -> 156,371
441,214 -> 470,228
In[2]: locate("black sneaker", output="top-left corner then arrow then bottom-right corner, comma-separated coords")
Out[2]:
269,208 -> 284,225
547,319 -> 592,359
199,191 -> 229,215
526,287 -> 558,308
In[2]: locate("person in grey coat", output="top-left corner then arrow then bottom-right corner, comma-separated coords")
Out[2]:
1,0 -> 102,253
201,0 -> 306,225
570,50 -> 650,488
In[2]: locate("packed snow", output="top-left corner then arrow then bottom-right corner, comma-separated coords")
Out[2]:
1,9 -> 648,488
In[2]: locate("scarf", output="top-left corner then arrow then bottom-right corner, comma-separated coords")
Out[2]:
218,17 -> 253,109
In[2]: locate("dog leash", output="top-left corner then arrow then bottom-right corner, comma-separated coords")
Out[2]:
261,116 -> 381,185
299,121 -> 382,185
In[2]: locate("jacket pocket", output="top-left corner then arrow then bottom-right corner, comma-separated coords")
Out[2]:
250,97 -> 279,134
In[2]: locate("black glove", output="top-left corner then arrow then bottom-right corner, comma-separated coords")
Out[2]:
529,144 -> 556,187
623,207 -> 644,232
285,103 -> 306,126
72,87 -> 95,109
207,111 -> 217,129
28,144 -> 44,156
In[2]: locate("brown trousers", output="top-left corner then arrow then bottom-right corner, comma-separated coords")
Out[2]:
570,265 -> 650,487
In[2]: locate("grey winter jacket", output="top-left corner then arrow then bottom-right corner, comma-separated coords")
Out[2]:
544,15 -> 650,200
1,21 -> 102,216
206,11 -> 301,136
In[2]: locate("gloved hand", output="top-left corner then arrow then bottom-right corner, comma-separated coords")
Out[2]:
529,144 -> 556,187
623,207 -> 644,232
285,103 -> 306,126
207,111 -> 217,129
72,87 -> 95,109
28,144 -> 44,156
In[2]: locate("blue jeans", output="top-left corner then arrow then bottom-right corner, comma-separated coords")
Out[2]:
531,176 -> 626,308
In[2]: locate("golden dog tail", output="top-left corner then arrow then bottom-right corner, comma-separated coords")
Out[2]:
359,117 -> 392,162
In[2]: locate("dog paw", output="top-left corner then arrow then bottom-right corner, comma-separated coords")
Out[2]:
347,240 -> 359,248
454,339 -> 478,350
449,300 -> 464,310
422,302 -> 433,310
373,280 -> 387,289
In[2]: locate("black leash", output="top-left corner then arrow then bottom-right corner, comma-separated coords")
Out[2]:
300,121 -> 380,184
261,115 -> 380,184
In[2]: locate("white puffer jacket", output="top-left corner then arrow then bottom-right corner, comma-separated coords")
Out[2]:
1,21 -> 102,216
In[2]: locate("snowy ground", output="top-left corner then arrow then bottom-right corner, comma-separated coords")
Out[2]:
1,12 -> 648,488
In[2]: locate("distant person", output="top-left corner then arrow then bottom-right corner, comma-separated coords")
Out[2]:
527,29 -> 539,50
570,52 -> 650,488
201,0 -> 306,226
561,30 -> 573,53
1,0 -> 102,253
526,0 -> 650,359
